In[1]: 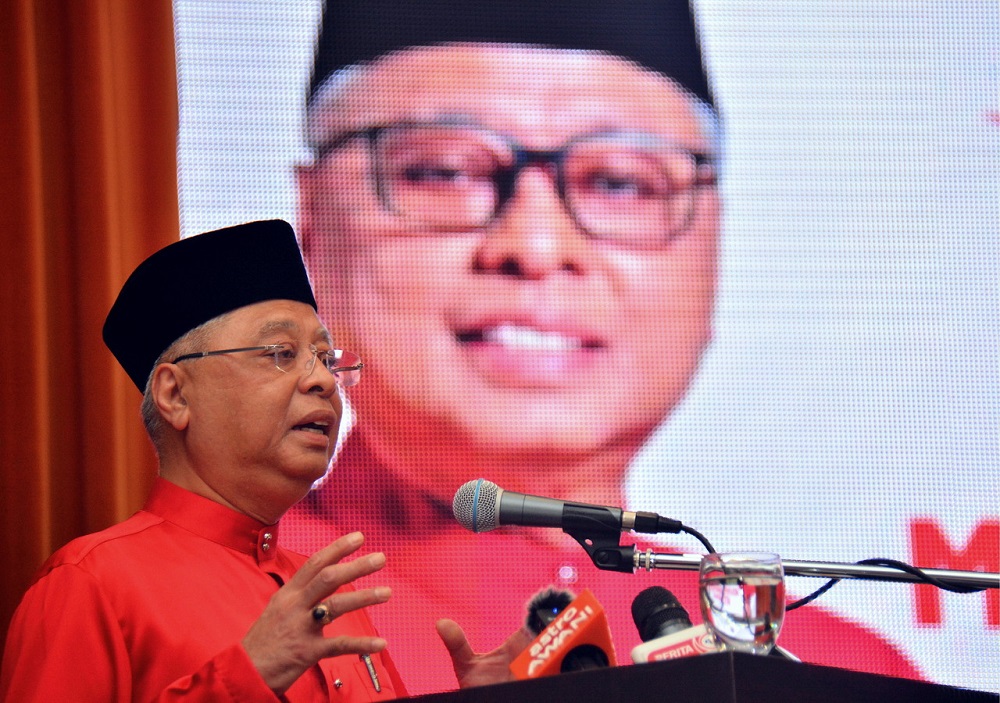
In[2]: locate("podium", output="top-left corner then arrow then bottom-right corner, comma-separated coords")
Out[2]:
411,652 -> 997,702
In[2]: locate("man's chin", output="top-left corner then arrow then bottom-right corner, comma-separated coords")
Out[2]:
282,456 -> 335,489
459,400 -> 632,440
459,422 -> 636,462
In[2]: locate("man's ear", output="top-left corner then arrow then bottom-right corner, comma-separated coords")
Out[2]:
151,363 -> 190,431
295,163 -> 346,318
296,163 -> 320,257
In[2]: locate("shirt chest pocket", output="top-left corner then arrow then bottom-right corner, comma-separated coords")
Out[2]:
320,653 -> 399,701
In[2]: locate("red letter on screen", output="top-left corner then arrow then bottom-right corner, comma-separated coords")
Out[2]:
909,518 -> 999,627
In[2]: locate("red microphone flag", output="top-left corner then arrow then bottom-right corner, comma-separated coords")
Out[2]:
510,588 -> 617,679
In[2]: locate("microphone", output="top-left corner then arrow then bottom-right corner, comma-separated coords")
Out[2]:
629,586 -> 721,663
510,588 -> 617,679
452,479 -> 683,535
632,585 -> 697,640
525,588 -> 576,635
629,586 -> 800,663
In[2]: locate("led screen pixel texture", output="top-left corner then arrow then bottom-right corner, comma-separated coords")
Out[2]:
174,0 -> 998,694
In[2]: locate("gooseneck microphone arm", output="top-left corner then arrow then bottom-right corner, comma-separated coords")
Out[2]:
633,551 -> 1000,591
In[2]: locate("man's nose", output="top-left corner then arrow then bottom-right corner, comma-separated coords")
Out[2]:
471,167 -> 591,279
299,352 -> 341,400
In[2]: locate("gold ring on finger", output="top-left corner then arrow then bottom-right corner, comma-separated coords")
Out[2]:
311,603 -> 334,626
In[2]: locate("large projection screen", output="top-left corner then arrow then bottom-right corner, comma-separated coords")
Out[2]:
174,1 -> 997,694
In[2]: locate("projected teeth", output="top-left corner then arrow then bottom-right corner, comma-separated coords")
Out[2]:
485,324 -> 582,351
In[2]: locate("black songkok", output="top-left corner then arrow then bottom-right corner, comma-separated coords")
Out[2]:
103,220 -> 317,391
310,0 -> 714,109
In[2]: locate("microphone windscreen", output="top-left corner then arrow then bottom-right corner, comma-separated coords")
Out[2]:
452,479 -> 501,532
525,588 -> 576,635
510,589 -> 617,679
631,586 -> 693,641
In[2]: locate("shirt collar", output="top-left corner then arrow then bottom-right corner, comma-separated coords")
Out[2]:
143,477 -> 280,562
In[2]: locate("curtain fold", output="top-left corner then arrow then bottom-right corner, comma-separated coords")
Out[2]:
0,0 -> 179,642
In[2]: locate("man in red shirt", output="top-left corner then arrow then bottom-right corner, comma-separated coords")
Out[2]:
286,0 -> 923,695
1,220 -> 527,701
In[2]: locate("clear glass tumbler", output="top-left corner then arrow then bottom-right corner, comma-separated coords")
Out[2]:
699,552 -> 785,655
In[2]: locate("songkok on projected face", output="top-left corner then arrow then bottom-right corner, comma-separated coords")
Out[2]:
102,219 -> 317,391
308,0 -> 715,111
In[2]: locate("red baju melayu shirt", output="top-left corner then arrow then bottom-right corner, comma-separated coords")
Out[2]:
283,439 -> 923,697
1,478 -> 405,702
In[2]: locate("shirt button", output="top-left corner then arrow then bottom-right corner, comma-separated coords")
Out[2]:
557,564 -> 578,584
261,532 -> 273,551
333,679 -> 343,689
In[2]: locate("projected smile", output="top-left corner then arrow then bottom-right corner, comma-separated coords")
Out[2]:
457,323 -> 603,352
456,322 -> 605,352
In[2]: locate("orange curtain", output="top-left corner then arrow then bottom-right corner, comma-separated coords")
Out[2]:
0,0 -> 179,642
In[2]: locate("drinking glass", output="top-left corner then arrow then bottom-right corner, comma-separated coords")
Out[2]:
699,552 -> 785,655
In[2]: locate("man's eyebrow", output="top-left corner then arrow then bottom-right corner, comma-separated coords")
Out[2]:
314,326 -> 334,346
430,113 -> 477,124
254,319 -> 297,341
397,112 -> 478,127
253,320 -> 332,345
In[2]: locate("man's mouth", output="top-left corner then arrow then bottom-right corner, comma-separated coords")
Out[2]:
456,323 -> 603,352
293,420 -> 331,436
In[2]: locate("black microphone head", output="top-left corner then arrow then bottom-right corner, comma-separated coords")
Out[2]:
525,588 -> 576,635
452,479 -> 501,532
631,586 -> 693,642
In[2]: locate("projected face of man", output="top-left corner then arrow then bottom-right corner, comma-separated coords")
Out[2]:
298,44 -> 719,501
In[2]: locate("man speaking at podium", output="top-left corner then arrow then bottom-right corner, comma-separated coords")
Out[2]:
284,0 -> 923,694
1,220 -> 530,701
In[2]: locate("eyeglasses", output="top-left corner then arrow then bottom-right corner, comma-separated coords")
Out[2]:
172,344 -> 363,387
316,122 -> 717,247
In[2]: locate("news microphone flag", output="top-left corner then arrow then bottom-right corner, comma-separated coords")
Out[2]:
509,589 -> 617,679
630,624 -> 720,663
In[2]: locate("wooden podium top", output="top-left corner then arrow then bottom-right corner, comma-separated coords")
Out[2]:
411,651 -> 998,703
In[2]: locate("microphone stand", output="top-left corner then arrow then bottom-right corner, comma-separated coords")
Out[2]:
561,527 -> 998,589
632,550 -> 1000,590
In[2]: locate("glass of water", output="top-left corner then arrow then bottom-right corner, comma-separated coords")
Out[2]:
699,552 -> 785,655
